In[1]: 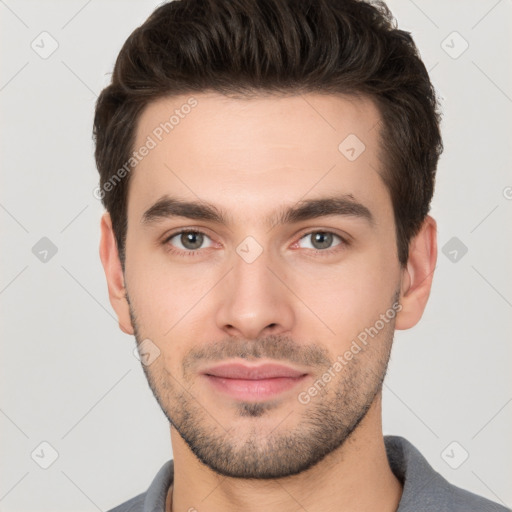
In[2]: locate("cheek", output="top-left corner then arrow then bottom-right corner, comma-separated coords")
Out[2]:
125,246 -> 217,354
125,238 -> 190,313
290,250 -> 400,342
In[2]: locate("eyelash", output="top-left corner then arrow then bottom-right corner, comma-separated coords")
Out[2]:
162,229 -> 350,257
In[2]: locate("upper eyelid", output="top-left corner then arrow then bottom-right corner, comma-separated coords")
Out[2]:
164,228 -> 213,243
297,231 -> 345,243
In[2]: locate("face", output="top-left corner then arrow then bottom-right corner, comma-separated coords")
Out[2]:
117,92 -> 406,478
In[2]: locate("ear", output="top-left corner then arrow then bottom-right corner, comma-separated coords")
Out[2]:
395,215 -> 437,330
99,212 -> 134,335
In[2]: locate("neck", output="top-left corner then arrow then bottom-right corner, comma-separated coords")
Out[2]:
168,393 -> 402,512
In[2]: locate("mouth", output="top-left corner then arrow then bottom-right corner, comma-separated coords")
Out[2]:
201,362 -> 309,401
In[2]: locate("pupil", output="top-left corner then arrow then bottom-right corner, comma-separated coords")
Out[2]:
313,232 -> 332,249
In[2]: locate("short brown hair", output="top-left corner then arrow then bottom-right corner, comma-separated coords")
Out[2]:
93,0 -> 443,268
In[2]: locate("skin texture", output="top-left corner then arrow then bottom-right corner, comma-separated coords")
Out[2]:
99,92 -> 437,512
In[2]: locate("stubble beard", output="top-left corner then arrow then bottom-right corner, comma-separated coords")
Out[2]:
128,296 -> 395,479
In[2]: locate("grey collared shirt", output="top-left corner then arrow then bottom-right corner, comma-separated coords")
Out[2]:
107,435 -> 510,512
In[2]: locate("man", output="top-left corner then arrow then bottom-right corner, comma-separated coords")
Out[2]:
94,0 -> 509,511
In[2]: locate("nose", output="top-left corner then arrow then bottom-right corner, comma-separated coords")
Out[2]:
214,243 -> 295,340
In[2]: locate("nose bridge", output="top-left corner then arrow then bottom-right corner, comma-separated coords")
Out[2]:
214,236 -> 295,338
232,238 -> 275,293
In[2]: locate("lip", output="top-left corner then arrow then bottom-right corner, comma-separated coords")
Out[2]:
203,362 -> 306,379
201,362 -> 308,401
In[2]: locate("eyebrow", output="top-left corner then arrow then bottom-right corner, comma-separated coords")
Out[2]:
141,194 -> 374,228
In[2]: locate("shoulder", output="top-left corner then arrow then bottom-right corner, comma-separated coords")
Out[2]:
106,492 -> 145,512
439,482 -> 510,512
106,459 -> 174,512
384,435 -> 510,512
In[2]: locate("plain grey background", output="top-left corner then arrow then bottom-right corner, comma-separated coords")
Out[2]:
1,0 -> 511,510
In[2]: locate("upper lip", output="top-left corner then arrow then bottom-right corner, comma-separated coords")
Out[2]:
202,362 -> 307,380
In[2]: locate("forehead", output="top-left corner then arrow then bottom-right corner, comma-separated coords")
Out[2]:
128,91 -> 389,222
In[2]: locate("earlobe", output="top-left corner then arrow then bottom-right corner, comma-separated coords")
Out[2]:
99,212 -> 134,335
395,215 -> 437,330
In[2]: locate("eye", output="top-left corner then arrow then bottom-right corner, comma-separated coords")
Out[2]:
297,231 -> 344,251
165,230 -> 213,252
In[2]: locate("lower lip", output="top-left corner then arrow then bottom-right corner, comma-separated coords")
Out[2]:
204,374 -> 307,401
